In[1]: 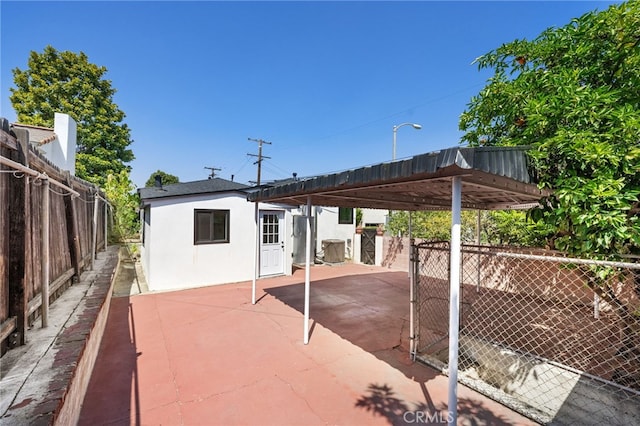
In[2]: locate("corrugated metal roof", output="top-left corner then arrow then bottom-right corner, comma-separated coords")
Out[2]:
247,146 -> 549,211
138,178 -> 251,201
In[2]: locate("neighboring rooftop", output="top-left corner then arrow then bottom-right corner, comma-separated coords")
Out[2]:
138,177 -> 252,201
11,122 -> 57,146
9,114 -> 78,175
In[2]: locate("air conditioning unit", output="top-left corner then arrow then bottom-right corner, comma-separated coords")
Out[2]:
322,239 -> 345,263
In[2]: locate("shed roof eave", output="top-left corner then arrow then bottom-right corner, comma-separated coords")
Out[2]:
139,188 -> 250,203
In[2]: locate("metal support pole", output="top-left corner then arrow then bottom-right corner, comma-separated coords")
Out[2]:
408,211 -> 413,277
304,196 -> 312,344
252,203 -> 259,304
41,178 -> 50,327
408,212 -> 412,236
393,127 -> 398,162
0,154 -> 80,197
409,242 -> 416,360
448,176 -> 462,425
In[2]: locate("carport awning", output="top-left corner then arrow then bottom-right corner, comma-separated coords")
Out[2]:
247,146 -> 549,210
249,145 -> 553,423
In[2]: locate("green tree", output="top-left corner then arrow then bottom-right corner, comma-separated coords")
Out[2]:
388,210 -> 480,243
355,208 -> 364,226
10,46 -> 134,186
388,209 -> 551,246
460,1 -> 640,259
145,170 -> 180,187
483,210 -> 551,247
104,170 -> 139,241
460,1 -> 640,363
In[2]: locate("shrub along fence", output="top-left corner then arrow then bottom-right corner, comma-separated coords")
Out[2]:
0,119 -> 108,356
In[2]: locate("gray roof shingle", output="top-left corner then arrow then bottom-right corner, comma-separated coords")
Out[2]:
138,178 -> 251,201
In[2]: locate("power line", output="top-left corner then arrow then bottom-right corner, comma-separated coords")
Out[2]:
262,158 -> 292,178
233,156 -> 251,176
312,82 -> 485,143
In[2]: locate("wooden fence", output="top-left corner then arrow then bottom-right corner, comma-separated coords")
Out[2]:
0,119 -> 107,356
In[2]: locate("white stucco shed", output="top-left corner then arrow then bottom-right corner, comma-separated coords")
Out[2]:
139,178 -> 293,292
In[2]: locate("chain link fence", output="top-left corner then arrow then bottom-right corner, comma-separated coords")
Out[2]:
412,241 -> 640,425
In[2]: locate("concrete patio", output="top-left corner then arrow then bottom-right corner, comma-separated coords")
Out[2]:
79,262 -> 537,425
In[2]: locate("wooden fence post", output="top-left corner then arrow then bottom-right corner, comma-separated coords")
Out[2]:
41,178 -> 50,327
64,172 -> 82,280
7,128 -> 31,346
92,191 -> 99,269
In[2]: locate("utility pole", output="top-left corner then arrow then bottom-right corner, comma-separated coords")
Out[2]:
204,166 -> 221,179
247,138 -> 271,186
249,137 -> 272,306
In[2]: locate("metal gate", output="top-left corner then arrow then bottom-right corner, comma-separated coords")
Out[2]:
411,241 -> 457,363
360,228 -> 376,265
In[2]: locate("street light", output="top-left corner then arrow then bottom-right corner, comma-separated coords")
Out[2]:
390,122 -> 422,240
392,122 -> 422,161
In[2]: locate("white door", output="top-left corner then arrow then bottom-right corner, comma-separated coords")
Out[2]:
260,211 -> 284,276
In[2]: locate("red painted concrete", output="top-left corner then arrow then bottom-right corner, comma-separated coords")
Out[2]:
79,263 -> 537,425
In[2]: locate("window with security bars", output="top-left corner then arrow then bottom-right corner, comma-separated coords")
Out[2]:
194,209 -> 229,244
262,213 -> 279,244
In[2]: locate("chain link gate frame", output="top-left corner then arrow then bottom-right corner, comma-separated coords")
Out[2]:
410,241 -> 640,425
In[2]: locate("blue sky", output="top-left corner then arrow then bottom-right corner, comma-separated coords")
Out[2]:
1,1 -> 619,188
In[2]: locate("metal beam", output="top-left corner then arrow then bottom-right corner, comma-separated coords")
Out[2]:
467,171 -> 548,198
278,193 -> 499,211
0,154 -> 80,197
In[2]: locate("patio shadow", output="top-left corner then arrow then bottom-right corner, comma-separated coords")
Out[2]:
264,271 -> 438,382
356,383 -> 517,426
78,299 -> 140,425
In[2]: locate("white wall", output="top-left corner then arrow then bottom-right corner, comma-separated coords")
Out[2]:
314,206 -> 355,259
141,206 -> 151,281
361,208 -> 388,226
140,192 -> 292,292
39,113 -> 77,174
291,206 -> 356,260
